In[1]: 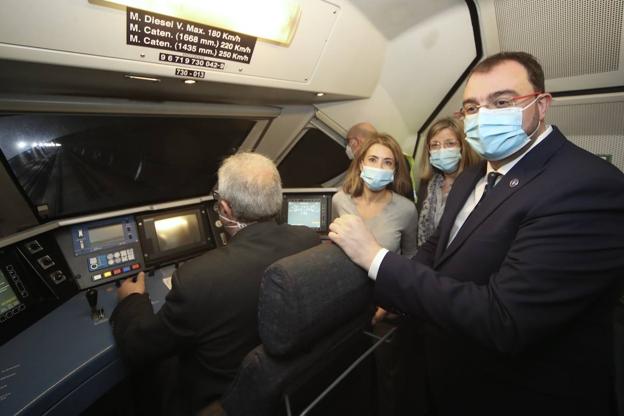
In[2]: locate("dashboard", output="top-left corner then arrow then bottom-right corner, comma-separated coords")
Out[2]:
0,189 -> 335,415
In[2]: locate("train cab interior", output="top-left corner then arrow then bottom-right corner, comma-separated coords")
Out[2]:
0,0 -> 623,415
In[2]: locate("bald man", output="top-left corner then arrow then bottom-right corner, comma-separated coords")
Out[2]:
345,122 -> 377,159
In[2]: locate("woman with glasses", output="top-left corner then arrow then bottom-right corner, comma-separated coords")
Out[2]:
416,117 -> 480,246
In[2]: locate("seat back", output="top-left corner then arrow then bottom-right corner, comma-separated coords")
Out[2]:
220,243 -> 373,416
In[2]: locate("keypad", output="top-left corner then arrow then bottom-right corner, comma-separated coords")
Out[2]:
88,248 -> 136,271
88,248 -> 140,281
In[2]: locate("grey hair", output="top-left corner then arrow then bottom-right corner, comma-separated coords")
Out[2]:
217,152 -> 283,222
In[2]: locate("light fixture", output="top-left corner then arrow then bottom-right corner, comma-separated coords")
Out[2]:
315,92 -> 325,97
105,0 -> 302,45
184,79 -> 196,84
124,74 -> 161,82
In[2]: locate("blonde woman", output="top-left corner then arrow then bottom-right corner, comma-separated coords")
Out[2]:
416,117 -> 480,246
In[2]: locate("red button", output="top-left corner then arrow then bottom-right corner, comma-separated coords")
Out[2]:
113,268 -> 122,275
131,263 -> 140,270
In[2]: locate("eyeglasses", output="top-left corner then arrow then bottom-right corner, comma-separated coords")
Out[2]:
429,140 -> 460,151
457,92 -> 542,118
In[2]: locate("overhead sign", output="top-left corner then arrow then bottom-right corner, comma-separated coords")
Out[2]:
126,7 -> 257,67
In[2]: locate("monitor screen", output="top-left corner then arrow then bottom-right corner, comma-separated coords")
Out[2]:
154,214 -> 202,252
88,223 -> 125,245
0,270 -> 21,315
281,193 -> 331,233
137,206 -> 214,267
287,200 -> 322,228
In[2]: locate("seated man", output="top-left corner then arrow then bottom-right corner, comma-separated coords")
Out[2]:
111,152 -> 320,415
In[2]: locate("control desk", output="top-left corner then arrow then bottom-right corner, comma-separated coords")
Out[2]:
0,202 -> 222,415
0,268 -> 172,415
0,190 -> 334,415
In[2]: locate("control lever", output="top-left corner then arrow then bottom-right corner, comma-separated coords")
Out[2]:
86,288 -> 105,321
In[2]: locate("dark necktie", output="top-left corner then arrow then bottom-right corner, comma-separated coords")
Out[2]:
480,171 -> 502,202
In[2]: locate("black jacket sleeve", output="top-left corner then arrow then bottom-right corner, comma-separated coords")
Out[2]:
111,271 -> 196,368
375,201 -> 624,355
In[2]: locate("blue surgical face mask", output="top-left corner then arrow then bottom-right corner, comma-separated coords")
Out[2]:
429,147 -> 461,173
360,166 -> 394,191
464,98 -> 540,161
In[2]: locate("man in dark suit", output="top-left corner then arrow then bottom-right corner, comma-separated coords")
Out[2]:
111,152 -> 320,415
329,52 -> 624,415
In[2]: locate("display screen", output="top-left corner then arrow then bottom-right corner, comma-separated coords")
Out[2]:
287,200 -> 322,228
0,270 -> 21,315
154,214 -> 201,252
89,223 -> 125,245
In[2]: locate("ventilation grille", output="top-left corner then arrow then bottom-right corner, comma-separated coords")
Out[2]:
548,101 -> 624,172
494,0 -> 623,79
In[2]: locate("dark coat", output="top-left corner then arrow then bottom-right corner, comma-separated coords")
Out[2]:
111,220 -> 320,415
376,127 -> 624,415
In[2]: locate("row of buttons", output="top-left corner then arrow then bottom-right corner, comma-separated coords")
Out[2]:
88,248 -> 136,271
107,248 -> 136,264
0,303 -> 26,323
92,263 -> 141,281
6,265 -> 28,298
23,241 -> 67,286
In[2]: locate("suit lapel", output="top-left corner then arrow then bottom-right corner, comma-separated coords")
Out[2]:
434,127 -> 567,267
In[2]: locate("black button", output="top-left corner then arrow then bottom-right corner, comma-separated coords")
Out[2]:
37,256 -> 55,269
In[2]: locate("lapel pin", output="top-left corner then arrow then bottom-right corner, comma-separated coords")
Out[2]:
509,178 -> 519,188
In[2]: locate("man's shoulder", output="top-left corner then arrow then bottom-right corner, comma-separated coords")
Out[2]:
271,222 -> 322,244
170,222 -> 319,293
174,246 -> 229,282
550,128 -> 623,182
186,222 -> 317,260
524,128 -> 624,210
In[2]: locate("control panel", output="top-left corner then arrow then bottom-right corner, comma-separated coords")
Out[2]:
57,216 -> 145,289
72,216 -> 138,255
0,263 -> 27,324
0,235 -> 77,345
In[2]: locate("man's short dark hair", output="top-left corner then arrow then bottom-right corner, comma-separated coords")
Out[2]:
470,51 -> 545,93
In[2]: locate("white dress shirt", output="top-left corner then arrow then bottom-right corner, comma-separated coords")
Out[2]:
368,125 -> 553,280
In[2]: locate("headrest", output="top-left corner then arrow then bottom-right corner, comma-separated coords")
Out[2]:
258,242 -> 372,356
